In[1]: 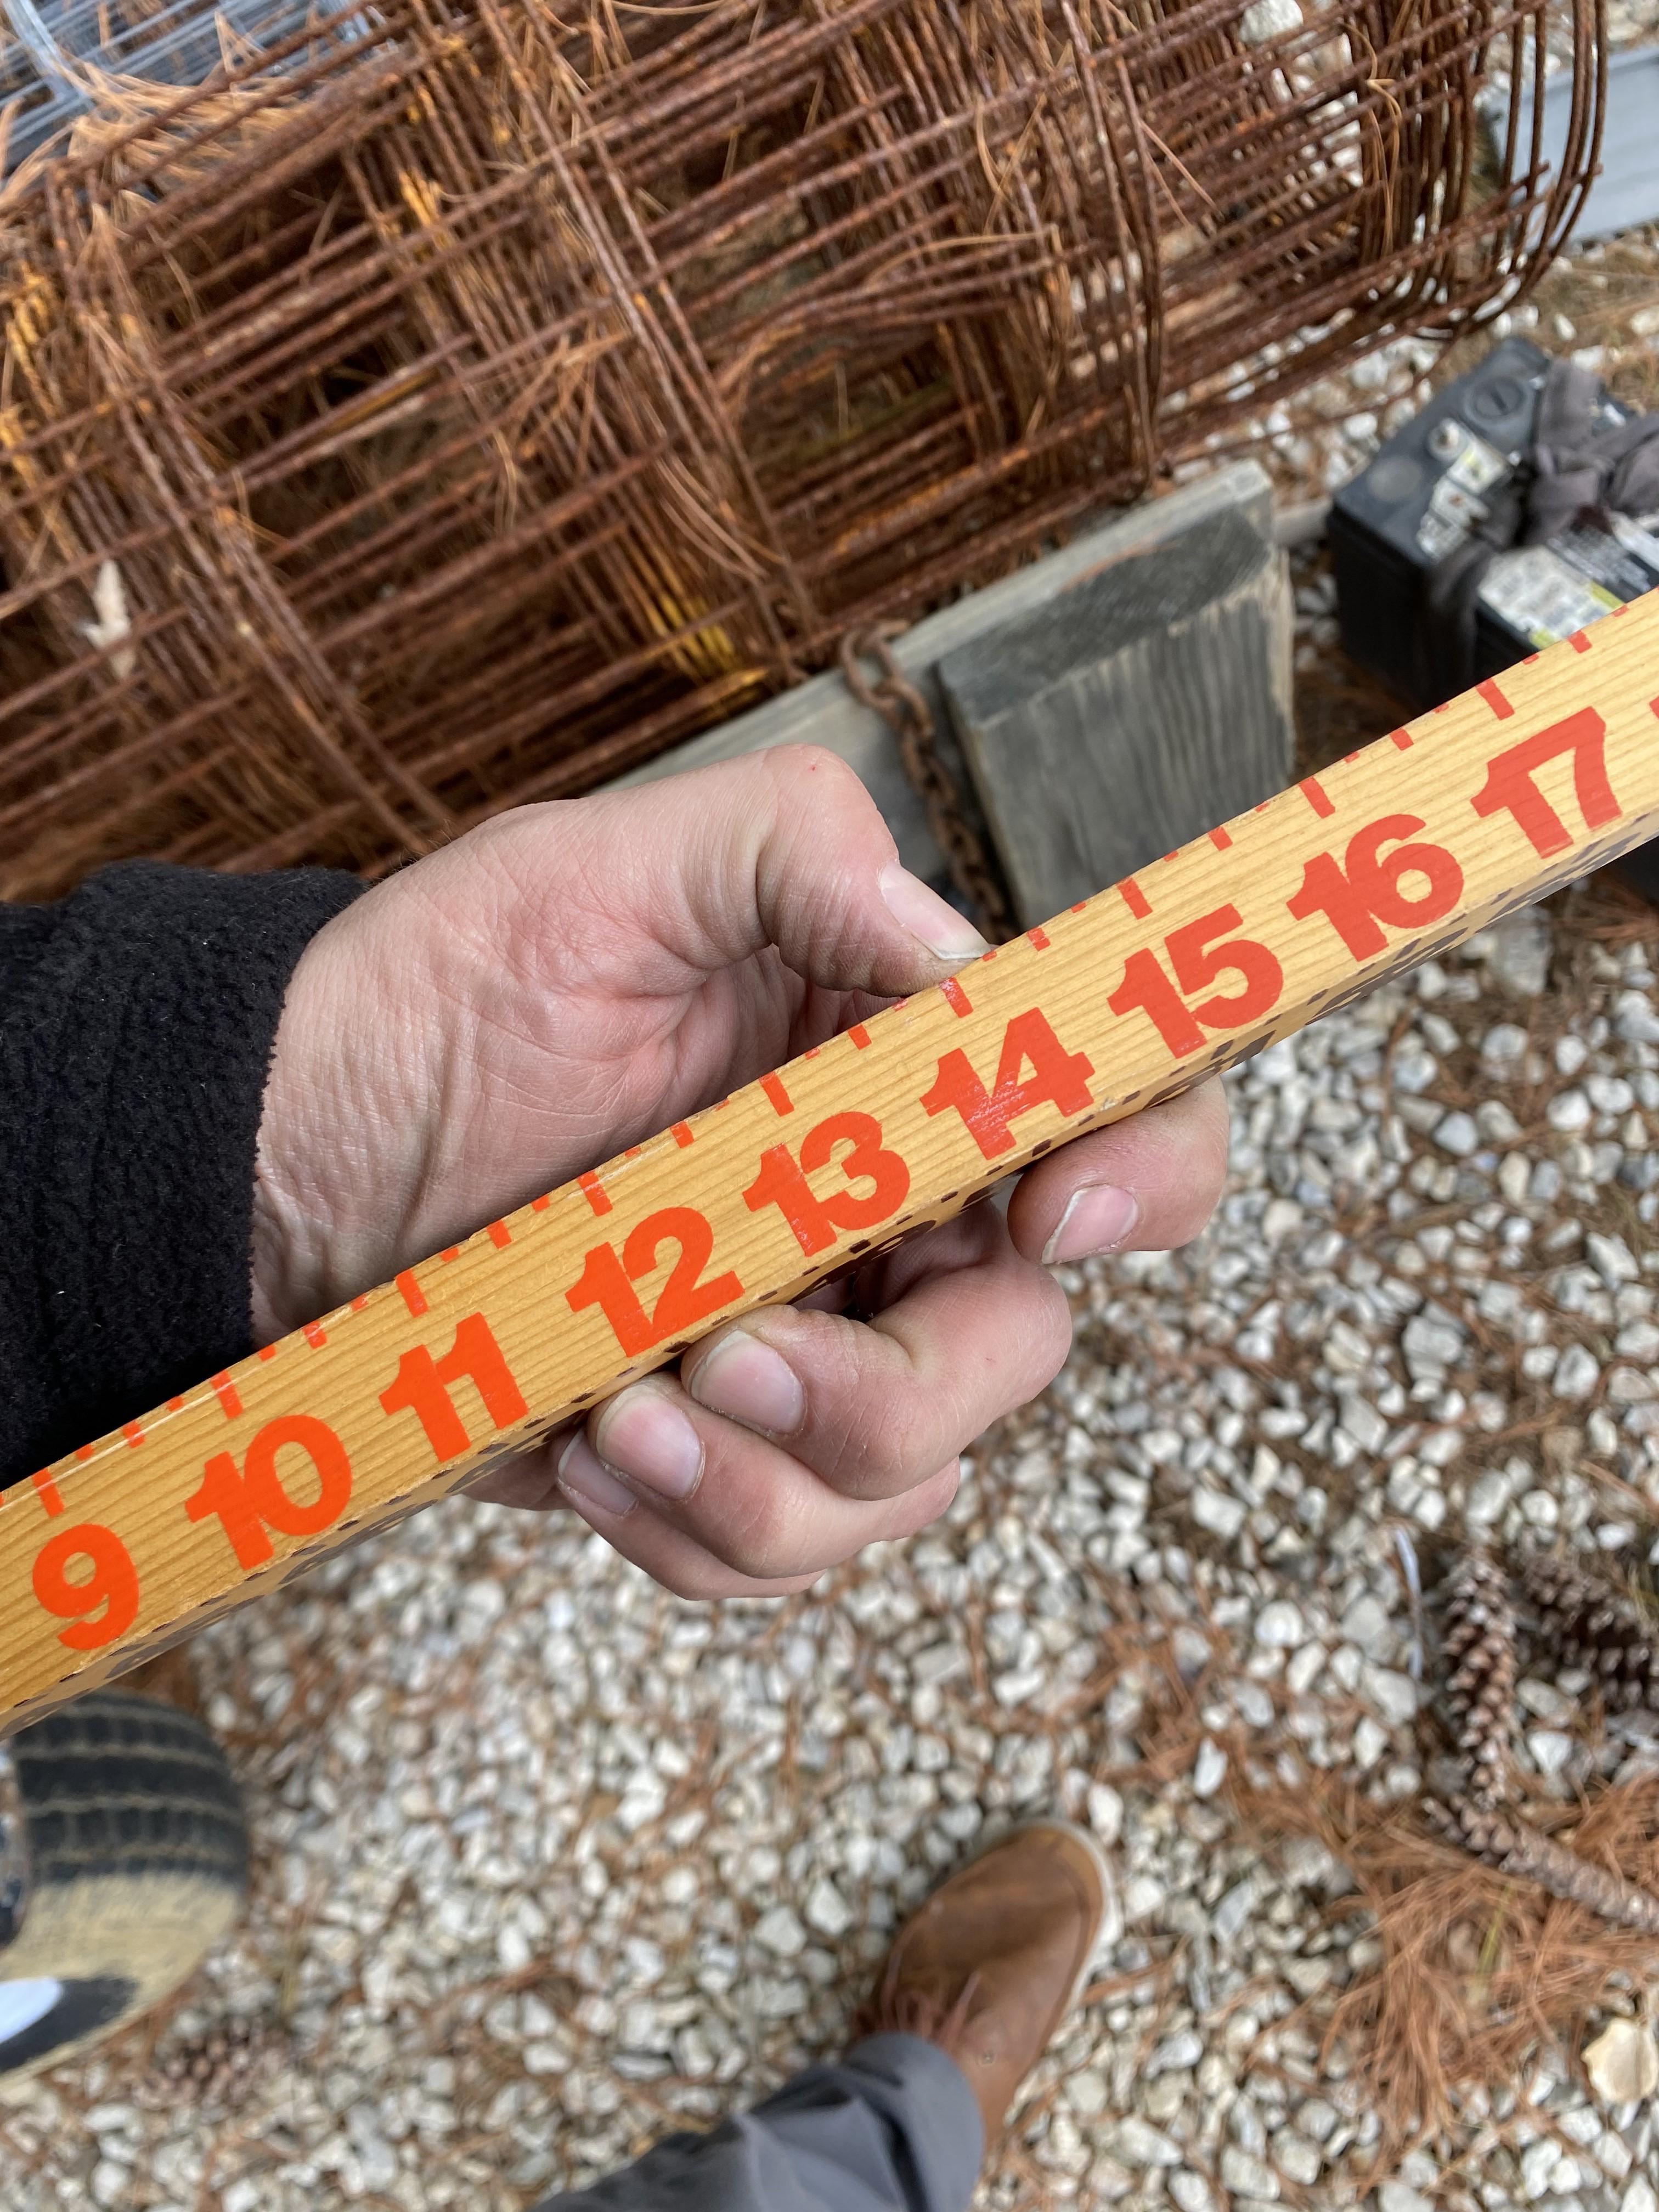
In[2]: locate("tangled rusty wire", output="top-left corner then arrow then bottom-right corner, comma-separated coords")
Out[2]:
0,0 -> 1604,897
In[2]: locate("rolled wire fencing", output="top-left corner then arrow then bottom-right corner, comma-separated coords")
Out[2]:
0,0 -> 1605,897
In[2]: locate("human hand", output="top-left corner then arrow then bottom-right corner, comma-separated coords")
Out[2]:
253,748 -> 1228,1596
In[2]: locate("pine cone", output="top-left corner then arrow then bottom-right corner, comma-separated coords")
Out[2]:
145,2014 -> 282,2111
1438,1547 -> 1516,1805
1426,1795 -> 1659,1936
1516,1551 -> 1659,1713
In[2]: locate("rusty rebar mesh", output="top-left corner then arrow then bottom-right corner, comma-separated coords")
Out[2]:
0,0 -> 1604,897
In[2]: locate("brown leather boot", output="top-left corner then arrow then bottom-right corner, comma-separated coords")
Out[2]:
859,1819 -> 1113,2145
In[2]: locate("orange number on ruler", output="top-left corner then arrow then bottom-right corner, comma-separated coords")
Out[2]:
32,1523 -> 141,1651
922,1008 -> 1093,1161
567,1208 -> 743,1358
1287,815 -> 1464,960
187,1414 -> 354,1570
744,1110 -> 911,1256
1471,707 -> 1618,856
380,1312 -> 529,1465
1108,905 -> 1282,1058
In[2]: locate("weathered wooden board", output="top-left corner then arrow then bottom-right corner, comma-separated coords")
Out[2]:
609,464 -> 1278,896
3,593 -> 1657,1735
939,505 -> 1294,927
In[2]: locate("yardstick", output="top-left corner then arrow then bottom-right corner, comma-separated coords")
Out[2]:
4,598 -> 1659,1734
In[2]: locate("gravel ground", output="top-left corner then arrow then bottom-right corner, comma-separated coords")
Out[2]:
3,864 -> 1658,2211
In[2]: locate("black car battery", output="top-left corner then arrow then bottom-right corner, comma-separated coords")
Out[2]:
1329,336 -> 1659,898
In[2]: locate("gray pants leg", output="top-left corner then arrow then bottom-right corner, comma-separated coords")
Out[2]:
532,2032 -> 985,2212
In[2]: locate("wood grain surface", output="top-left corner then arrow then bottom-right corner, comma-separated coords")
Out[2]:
939,503 -> 1294,925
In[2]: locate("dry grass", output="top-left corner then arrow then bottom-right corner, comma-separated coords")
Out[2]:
1441,223 -> 1659,419
1231,1769 -> 1659,2163
1107,1565 -> 1659,2175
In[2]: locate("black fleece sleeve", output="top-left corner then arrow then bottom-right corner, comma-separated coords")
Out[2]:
0,861 -> 364,1487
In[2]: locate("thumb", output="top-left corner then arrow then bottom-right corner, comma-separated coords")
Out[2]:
573,744 -> 990,997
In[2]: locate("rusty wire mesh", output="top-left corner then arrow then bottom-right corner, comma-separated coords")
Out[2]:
0,0 -> 1604,898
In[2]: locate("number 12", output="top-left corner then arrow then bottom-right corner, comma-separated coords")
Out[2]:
567,1207 -> 743,1358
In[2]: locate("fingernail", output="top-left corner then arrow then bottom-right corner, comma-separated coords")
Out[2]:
1042,1184 -> 1140,1265
878,865 -> 991,963
556,1434 -> 637,1519
593,1386 -> 703,1501
689,1330 -> 805,1434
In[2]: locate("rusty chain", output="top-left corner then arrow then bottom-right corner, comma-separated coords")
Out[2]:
839,624 -> 1014,943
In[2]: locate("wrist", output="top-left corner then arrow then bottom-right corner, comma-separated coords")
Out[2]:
250,879 -> 489,1339
250,932 -> 343,1342
250,913 -> 407,1341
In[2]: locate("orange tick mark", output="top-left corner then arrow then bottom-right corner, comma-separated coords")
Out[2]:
579,1171 -> 612,1216
1209,826 -> 1233,851
1027,926 -> 1050,950
487,1221 -> 511,1249
940,976 -> 972,1017
211,1373 -> 244,1420
302,1322 -> 327,1349
531,1193 -> 551,1211
32,1471 -> 64,1517
1569,629 -> 1592,653
849,1024 -> 872,1050
1118,877 -> 1150,920
1299,777 -> 1334,820
440,1246 -> 460,1264
166,1396 -> 185,1413
672,1122 -> 694,1148
350,1294 -> 370,1312
122,1421 -> 144,1448
1070,901 -> 1088,915
1390,729 -> 1413,750
74,1443 -> 95,1463
396,1270 -> 428,1318
1477,678 -> 1515,720
761,1071 -> 793,1115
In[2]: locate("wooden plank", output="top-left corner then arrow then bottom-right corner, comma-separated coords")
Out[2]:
939,504 -> 1294,927
3,594 -> 1657,1734
608,463 -> 1277,894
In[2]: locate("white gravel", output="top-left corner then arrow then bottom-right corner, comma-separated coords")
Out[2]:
3,885 -> 1657,2212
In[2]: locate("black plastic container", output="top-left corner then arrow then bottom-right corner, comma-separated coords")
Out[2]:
1330,337 -> 1659,899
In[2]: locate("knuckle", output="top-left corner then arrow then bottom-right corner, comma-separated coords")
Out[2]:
888,1463 -> 958,1538
1197,1099 -> 1234,1187
835,1395 -> 935,1494
1172,1135 -> 1230,1241
766,743 -> 868,804
707,1487 -> 797,1581
659,1557 -> 722,1602
1026,1277 -> 1075,1379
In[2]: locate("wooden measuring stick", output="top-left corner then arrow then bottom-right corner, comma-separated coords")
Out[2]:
3,597 -> 1658,1735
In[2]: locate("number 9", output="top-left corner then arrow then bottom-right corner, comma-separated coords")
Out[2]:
32,1523 -> 142,1651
